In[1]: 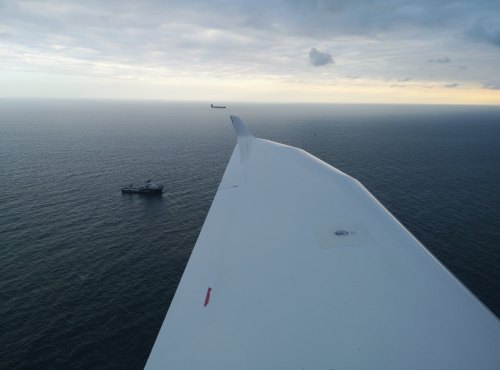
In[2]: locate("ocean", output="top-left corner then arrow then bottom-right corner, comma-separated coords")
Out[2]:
1,100 -> 499,369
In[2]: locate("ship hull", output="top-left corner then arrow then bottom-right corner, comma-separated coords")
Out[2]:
121,188 -> 163,195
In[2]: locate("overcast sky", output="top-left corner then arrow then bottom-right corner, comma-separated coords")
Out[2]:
1,0 -> 499,103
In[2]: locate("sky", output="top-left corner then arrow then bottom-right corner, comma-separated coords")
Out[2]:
1,0 -> 499,104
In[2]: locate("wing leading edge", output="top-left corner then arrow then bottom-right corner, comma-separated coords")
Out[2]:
146,116 -> 500,370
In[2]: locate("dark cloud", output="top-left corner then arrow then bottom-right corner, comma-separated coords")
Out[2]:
482,81 -> 500,90
444,83 -> 458,88
428,57 -> 451,63
467,16 -> 500,47
284,0 -> 500,42
309,48 -> 333,66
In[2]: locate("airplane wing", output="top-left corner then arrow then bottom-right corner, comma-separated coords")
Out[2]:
145,116 -> 500,369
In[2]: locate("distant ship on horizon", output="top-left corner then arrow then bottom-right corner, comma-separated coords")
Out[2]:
211,103 -> 226,109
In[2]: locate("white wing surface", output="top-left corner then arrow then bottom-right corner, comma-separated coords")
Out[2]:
146,116 -> 500,370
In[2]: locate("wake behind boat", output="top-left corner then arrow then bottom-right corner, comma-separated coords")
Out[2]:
121,180 -> 163,195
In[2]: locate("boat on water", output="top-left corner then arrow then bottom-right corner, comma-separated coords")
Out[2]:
121,180 -> 163,195
211,103 -> 226,109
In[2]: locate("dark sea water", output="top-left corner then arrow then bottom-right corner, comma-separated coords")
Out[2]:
1,100 -> 499,369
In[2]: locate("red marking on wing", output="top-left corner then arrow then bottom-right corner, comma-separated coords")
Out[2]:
204,287 -> 212,307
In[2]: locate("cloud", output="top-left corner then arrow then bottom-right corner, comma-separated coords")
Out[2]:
428,57 -> 451,63
309,48 -> 333,66
444,83 -> 458,88
0,0 -> 499,101
0,32 -> 14,40
482,81 -> 500,90
467,16 -> 500,47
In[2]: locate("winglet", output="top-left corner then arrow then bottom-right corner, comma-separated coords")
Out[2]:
230,116 -> 253,139
229,116 -> 253,166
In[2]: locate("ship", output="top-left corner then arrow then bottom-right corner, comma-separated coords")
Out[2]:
121,180 -> 163,195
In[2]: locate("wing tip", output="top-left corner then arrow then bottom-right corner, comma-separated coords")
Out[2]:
230,115 -> 254,139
